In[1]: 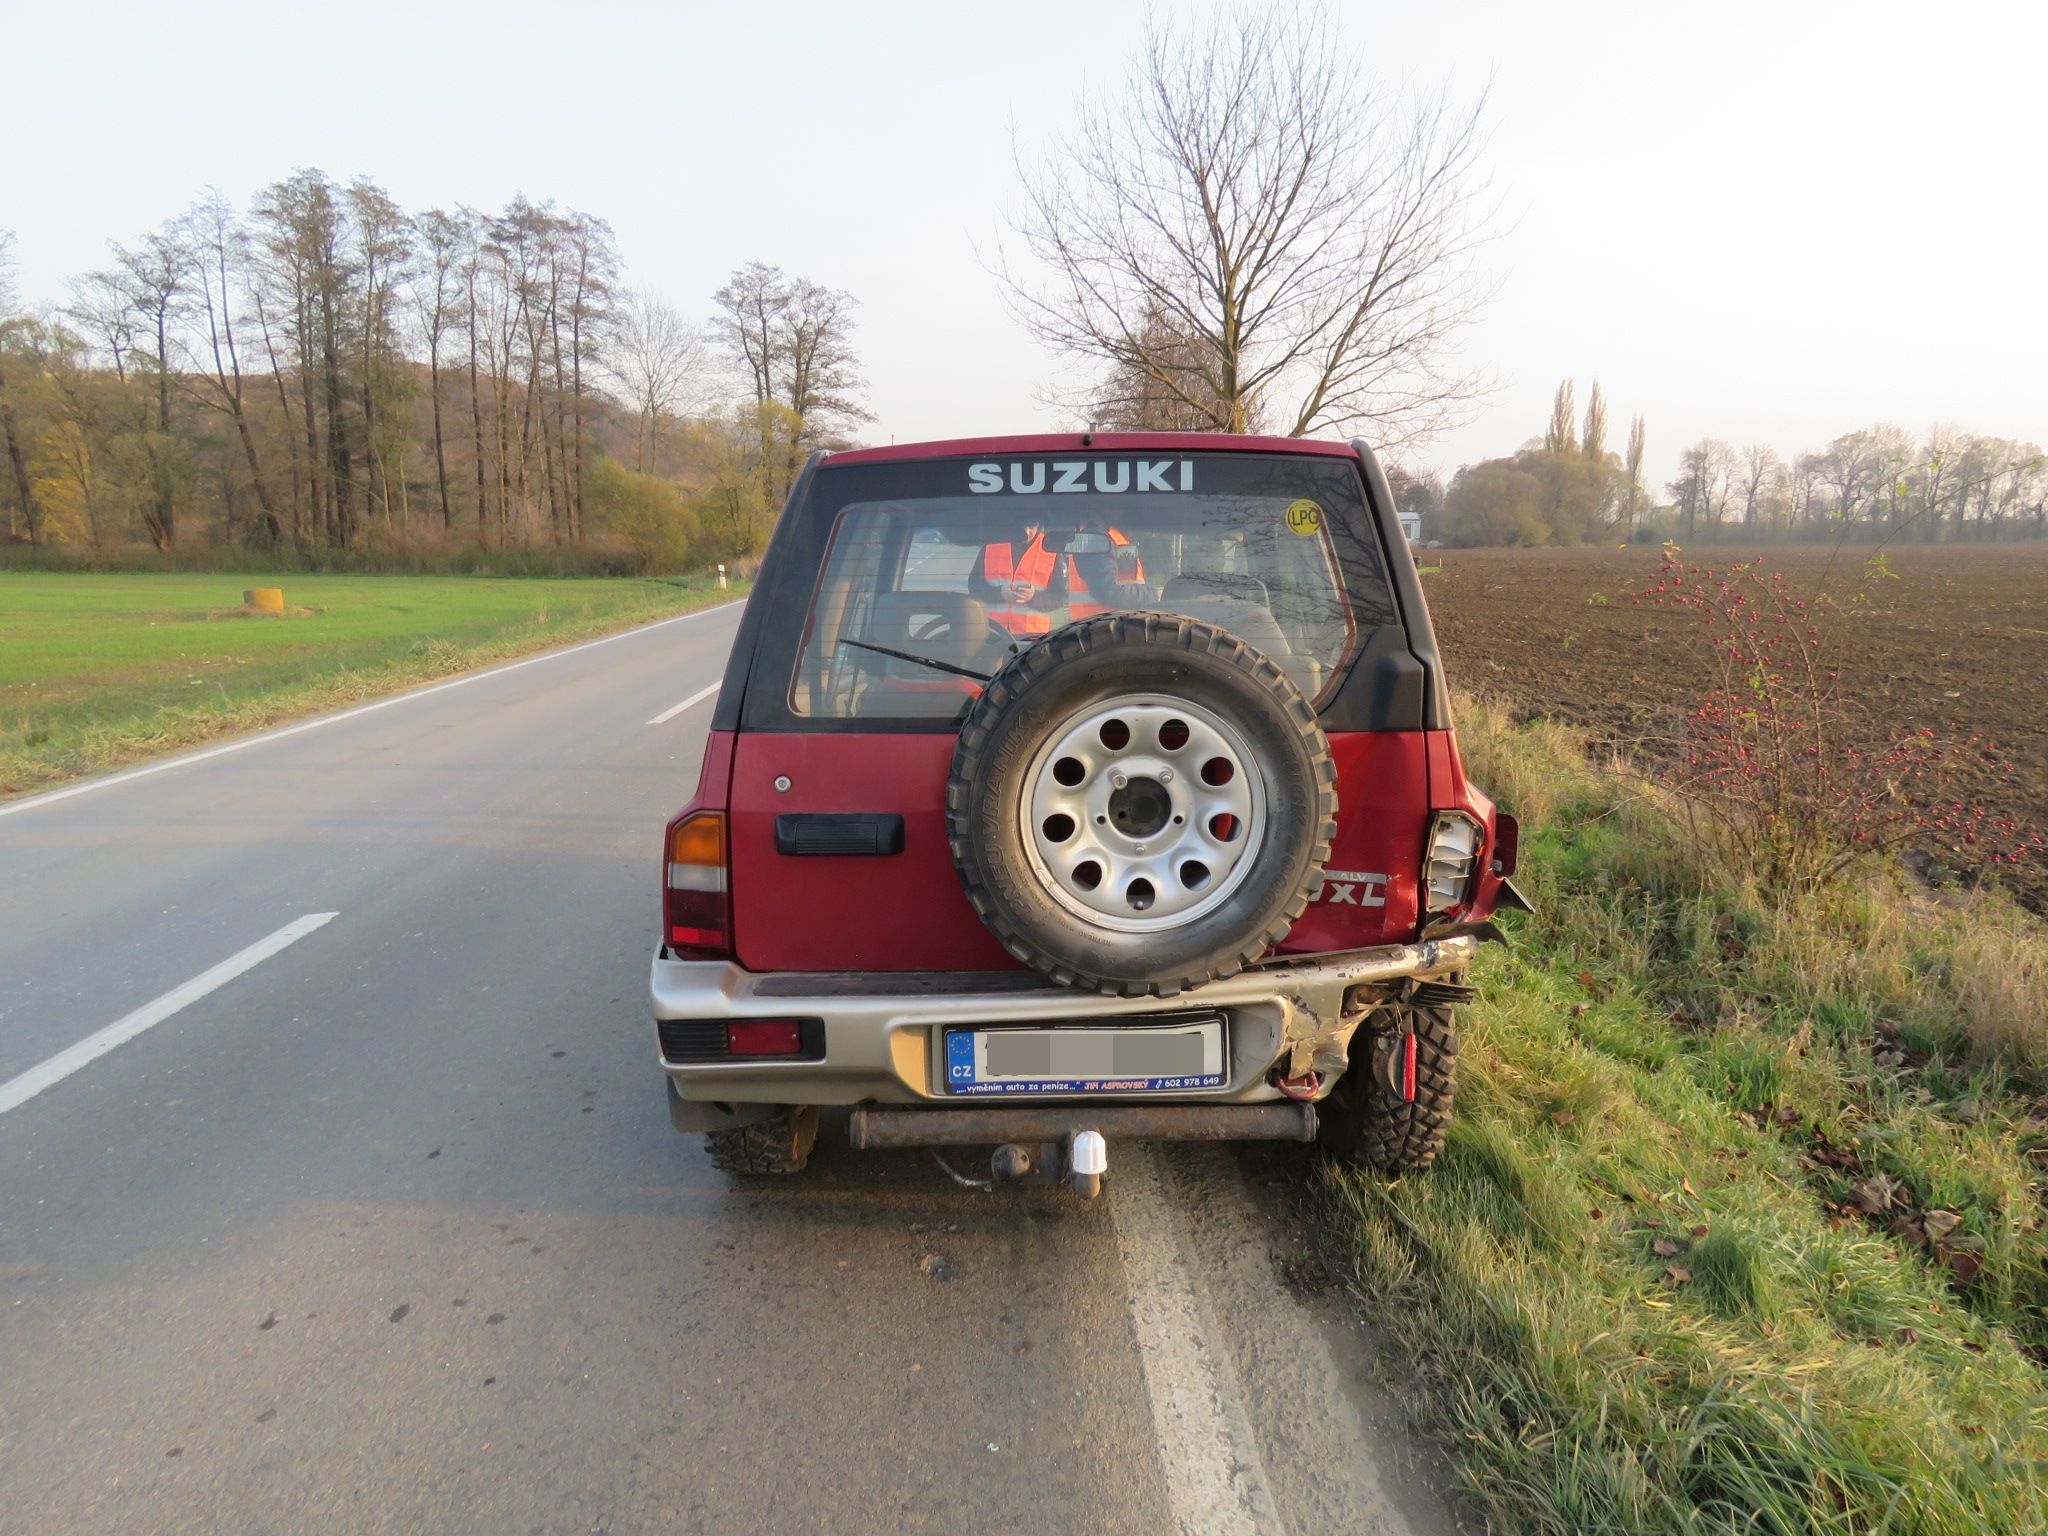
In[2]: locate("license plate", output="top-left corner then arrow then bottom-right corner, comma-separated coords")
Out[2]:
943,1015 -> 1227,1096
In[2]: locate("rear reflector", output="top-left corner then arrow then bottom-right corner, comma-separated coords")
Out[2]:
655,1017 -> 822,1065
726,1018 -> 803,1057
1492,813 -> 1520,879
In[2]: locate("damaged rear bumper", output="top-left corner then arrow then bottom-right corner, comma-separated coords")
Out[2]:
650,934 -> 1479,1116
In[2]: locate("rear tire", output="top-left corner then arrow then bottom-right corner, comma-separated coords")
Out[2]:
705,1105 -> 820,1176
1319,997 -> 1456,1171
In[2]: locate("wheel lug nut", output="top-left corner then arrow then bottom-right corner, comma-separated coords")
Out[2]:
1110,771 -> 1128,789
1158,767 -> 1174,782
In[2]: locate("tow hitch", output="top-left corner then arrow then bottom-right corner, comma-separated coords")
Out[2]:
847,1103 -> 1318,1198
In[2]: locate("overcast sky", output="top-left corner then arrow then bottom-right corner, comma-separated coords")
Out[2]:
5,0 -> 2041,485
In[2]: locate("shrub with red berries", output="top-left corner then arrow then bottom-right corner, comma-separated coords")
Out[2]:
1635,551 -> 2044,894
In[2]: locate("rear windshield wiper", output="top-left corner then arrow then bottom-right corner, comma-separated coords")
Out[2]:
839,635 -> 995,683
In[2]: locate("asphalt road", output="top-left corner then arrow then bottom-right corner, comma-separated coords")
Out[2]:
0,603 -> 1461,1536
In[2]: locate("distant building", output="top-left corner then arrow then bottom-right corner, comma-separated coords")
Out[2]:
1398,512 -> 1423,544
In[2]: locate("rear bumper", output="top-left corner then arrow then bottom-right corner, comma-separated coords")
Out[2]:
650,934 -> 1478,1109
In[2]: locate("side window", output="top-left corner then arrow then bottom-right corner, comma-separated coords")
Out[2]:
792,510 -> 1005,722
900,526 -> 977,593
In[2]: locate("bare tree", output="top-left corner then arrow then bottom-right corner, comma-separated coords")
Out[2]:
347,177 -> 412,530
710,262 -> 786,409
174,195 -> 280,542
1623,416 -> 1647,528
410,209 -> 467,531
611,291 -> 704,472
1091,304 -> 1259,430
251,170 -> 353,547
1545,380 -> 1576,456
1005,6 -> 1494,445
0,231 -> 44,543
779,278 -> 868,443
1668,439 -> 1737,536
711,262 -> 869,499
104,230 -> 190,547
1811,425 -> 1904,530
1581,381 -> 1608,462
1739,444 -> 1781,528
457,207 -> 490,544
557,211 -> 617,539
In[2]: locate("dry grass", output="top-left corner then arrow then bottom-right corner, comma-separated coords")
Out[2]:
1326,691 -> 2048,1534
1949,914 -> 2048,1065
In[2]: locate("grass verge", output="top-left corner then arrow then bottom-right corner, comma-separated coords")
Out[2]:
0,571 -> 743,799
1324,695 -> 2048,1534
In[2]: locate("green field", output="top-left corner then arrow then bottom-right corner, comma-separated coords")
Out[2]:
0,572 -> 738,795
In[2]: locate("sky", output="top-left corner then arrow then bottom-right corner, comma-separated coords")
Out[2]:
4,0 -> 2043,487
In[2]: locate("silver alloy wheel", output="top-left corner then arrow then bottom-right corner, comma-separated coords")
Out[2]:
1019,693 -> 1267,934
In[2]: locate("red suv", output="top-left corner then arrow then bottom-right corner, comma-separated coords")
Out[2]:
651,433 -> 1524,1195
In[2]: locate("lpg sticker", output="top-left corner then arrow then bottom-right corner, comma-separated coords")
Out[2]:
1284,498 -> 1323,536
1313,869 -> 1387,907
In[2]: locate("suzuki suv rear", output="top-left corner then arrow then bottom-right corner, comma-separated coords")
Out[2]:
651,433 -> 1522,1193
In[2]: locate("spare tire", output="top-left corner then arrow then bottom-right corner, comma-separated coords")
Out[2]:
946,613 -> 1337,997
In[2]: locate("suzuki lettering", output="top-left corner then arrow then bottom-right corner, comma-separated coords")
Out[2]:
966,460 -> 1194,495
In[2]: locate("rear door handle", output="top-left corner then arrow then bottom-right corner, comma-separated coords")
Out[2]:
773,813 -> 906,856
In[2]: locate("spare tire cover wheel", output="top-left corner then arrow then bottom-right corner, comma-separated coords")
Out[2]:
946,613 -> 1337,997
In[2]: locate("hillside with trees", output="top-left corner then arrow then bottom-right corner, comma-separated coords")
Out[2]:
0,182 -> 866,570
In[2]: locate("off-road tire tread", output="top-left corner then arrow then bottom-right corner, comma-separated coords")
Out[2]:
704,1105 -> 820,1176
1323,998 -> 1457,1171
946,612 -> 1337,997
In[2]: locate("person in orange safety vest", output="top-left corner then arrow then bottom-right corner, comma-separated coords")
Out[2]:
980,524 -> 1144,633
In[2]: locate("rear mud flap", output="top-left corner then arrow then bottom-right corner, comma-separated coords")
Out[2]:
667,1080 -> 776,1134
1373,1028 -> 1418,1102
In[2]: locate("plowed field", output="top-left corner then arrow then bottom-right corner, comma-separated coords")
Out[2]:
1425,543 -> 2048,909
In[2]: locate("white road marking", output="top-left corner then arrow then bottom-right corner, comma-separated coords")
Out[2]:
0,913 -> 337,1116
1111,1144 -> 1288,1536
0,600 -> 744,822
646,681 -> 721,726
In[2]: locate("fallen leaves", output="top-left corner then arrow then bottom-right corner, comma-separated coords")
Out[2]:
1642,1221 -> 1711,1287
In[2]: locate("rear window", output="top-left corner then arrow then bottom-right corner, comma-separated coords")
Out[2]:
788,452 -> 1395,722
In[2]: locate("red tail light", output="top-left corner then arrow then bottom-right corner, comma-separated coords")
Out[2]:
665,810 -> 730,960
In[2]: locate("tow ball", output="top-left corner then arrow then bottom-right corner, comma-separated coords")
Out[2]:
986,1130 -> 1110,1198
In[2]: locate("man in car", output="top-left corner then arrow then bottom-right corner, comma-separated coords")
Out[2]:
976,519 -> 1145,634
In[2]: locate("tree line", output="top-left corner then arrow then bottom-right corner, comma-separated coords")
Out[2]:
1663,426 -> 2045,543
3,8 -> 1505,573
1430,382 -> 2046,547
0,181 -> 867,569
17,11 -> 2026,566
